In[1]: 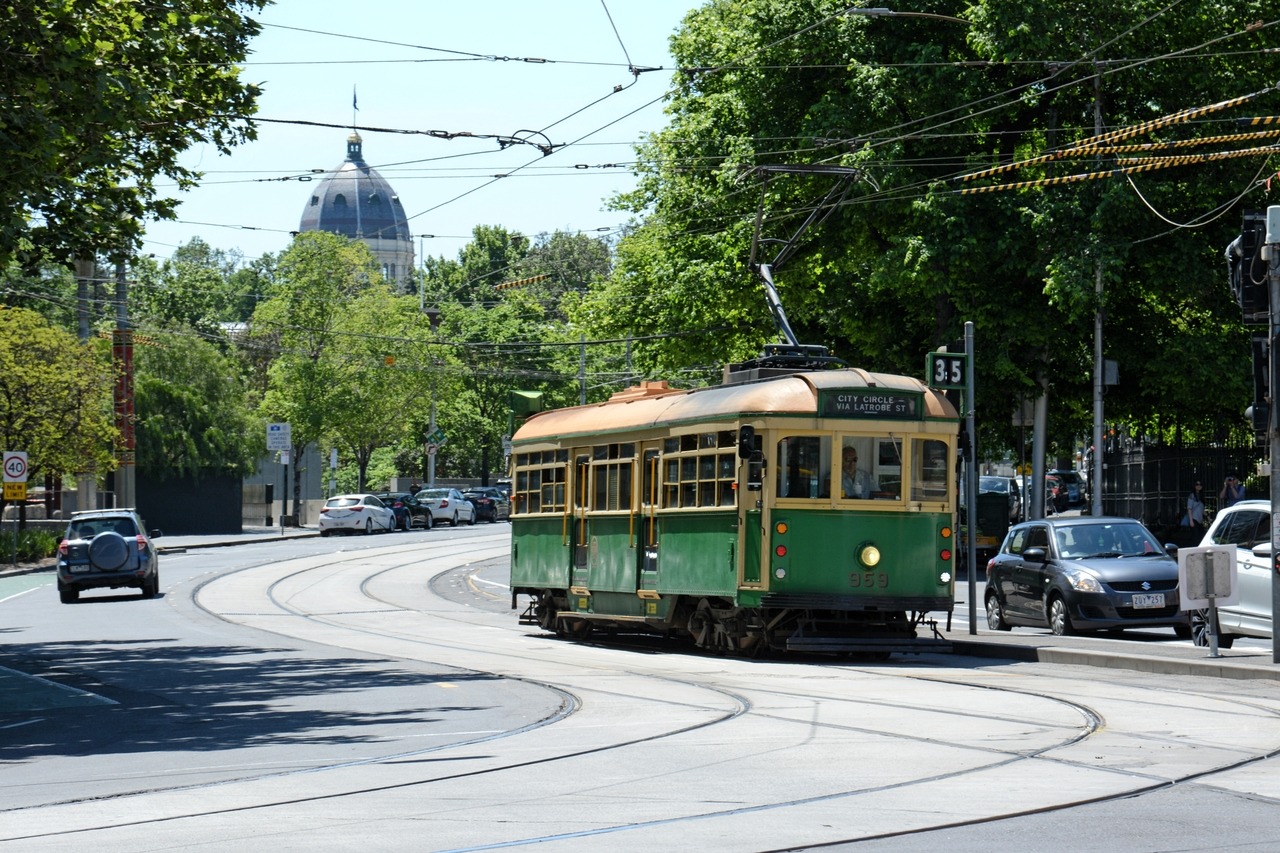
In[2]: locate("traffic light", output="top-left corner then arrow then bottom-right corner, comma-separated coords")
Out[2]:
1227,211 -> 1268,325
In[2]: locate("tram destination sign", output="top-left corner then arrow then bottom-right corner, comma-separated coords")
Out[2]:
819,390 -> 920,419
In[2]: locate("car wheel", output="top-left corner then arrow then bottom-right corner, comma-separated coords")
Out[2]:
141,574 -> 159,599
1172,623 -> 1192,640
985,594 -> 1012,631
423,512 -> 434,530
1189,610 -> 1235,648
1048,596 -> 1076,636
364,518 -> 374,535
450,512 -> 459,526
320,528 -> 331,537
58,584 -> 79,604
468,512 -> 477,526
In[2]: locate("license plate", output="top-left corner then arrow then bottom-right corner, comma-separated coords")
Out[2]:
1132,593 -> 1164,609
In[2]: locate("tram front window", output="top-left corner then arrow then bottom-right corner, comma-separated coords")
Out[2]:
776,435 -> 831,498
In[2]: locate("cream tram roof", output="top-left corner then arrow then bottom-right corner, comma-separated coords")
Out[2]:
513,369 -> 958,444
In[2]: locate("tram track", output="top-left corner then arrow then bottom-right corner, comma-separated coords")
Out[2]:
6,532 -> 1280,851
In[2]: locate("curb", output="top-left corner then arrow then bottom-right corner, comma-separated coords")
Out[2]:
952,640 -> 1279,682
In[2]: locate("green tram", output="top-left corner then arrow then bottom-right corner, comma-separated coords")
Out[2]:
509,367 -> 960,655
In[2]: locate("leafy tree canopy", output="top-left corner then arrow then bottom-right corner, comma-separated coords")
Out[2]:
1,0 -> 269,268
134,327 -> 261,481
594,0 -> 1280,453
0,307 -> 116,489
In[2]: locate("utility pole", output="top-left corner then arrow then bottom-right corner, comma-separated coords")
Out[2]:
1265,205 -> 1280,665
113,257 -> 136,509
74,257 -> 97,512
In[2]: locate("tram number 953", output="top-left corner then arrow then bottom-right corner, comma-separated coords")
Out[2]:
849,571 -> 888,589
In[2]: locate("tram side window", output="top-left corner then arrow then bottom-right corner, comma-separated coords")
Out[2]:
513,450 -> 569,514
911,439 -> 949,502
776,435 -> 830,499
660,431 -> 738,508
589,443 -> 634,512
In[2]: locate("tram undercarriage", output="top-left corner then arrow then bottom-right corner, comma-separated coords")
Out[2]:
517,590 -> 951,657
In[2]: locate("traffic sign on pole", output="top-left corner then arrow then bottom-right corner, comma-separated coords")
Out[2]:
3,451 -> 29,483
267,423 -> 291,451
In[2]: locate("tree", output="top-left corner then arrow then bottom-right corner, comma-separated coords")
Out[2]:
133,328 -> 261,481
1,0 -> 268,268
254,232 -> 385,516
596,0 -> 1279,454
325,289 -> 426,491
0,307 -> 116,514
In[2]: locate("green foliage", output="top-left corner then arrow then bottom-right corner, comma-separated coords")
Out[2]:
0,528 -> 59,563
133,328 -> 261,481
1,1 -> 270,267
0,307 -> 116,486
596,0 -> 1280,454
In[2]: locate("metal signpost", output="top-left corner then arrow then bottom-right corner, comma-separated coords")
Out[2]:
267,424 -> 291,533
4,451 -> 29,566
1178,545 -> 1237,658
1267,206 -> 1280,665
927,325 -> 974,632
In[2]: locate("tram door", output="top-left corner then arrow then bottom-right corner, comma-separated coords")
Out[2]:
570,452 -> 591,590
637,447 -> 661,595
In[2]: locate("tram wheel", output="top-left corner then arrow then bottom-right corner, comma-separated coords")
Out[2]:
534,593 -> 558,632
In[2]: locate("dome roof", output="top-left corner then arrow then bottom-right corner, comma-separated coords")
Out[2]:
298,132 -> 411,243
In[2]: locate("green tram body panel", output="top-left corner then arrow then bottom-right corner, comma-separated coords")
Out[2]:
510,516 -> 572,589
764,509 -> 952,602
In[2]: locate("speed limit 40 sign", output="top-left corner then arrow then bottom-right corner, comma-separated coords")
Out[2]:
3,451 -> 28,483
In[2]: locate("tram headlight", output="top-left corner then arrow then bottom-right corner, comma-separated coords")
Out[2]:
940,572 -> 952,584
858,543 -> 881,568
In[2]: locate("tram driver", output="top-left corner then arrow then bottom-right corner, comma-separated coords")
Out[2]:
840,443 -> 873,499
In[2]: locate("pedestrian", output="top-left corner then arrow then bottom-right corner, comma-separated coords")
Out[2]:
409,482 -> 421,496
1184,481 -> 1205,531
1219,475 -> 1245,508
840,445 -> 872,499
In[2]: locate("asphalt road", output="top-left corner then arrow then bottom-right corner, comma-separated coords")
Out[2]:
3,527 -> 1280,852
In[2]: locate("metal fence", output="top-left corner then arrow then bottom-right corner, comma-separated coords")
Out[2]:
1101,440 -> 1266,541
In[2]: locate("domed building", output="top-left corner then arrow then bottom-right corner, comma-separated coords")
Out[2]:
298,132 -> 414,288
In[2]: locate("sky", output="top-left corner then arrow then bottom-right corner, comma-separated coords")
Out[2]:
140,0 -> 703,267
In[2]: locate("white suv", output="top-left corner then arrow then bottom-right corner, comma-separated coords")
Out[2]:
1196,500 -> 1272,647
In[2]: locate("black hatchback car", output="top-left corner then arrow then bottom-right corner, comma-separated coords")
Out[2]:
984,516 -> 1188,636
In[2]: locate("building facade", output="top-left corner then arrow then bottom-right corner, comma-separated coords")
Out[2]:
297,132 -> 414,288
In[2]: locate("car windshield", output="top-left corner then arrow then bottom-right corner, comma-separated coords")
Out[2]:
1056,522 -> 1162,559
979,477 -> 1009,494
327,497 -> 360,508
422,490 -> 450,500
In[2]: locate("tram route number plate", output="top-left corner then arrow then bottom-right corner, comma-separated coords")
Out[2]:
1131,593 -> 1164,609
926,352 -> 967,390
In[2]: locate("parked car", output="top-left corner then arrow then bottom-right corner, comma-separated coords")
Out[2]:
415,487 -> 476,526
318,493 -> 397,536
1050,469 -> 1086,507
1044,474 -> 1068,514
1194,500 -> 1272,647
985,516 -> 1189,637
979,475 -> 1022,523
56,509 -> 162,603
463,487 -> 510,522
373,492 -> 412,531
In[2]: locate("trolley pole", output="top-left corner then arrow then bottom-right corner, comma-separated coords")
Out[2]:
965,322 -> 978,634
1266,206 -> 1280,665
